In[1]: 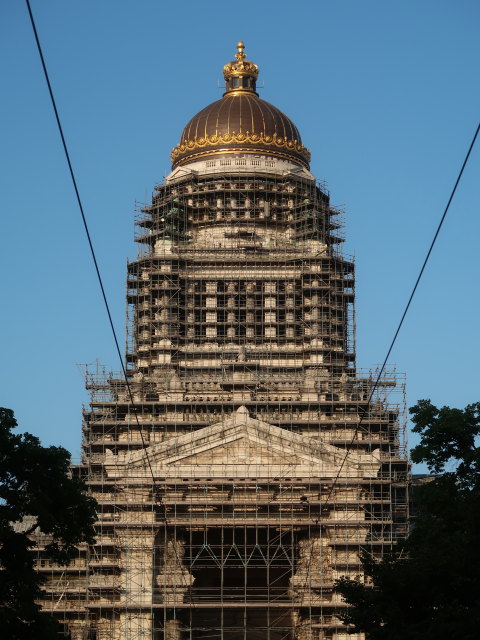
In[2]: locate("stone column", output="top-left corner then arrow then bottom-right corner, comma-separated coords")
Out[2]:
292,612 -> 316,640
156,536 -> 194,605
116,529 -> 156,606
290,532 -> 332,605
116,529 -> 156,639
118,612 -> 153,640
165,618 -> 183,640
67,620 -> 87,640
97,616 -> 121,640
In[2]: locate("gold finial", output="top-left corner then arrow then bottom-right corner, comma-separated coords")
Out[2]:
223,41 -> 259,94
235,41 -> 246,62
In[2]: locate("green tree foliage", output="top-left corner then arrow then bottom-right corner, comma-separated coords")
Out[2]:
0,408 -> 97,639
334,399 -> 480,640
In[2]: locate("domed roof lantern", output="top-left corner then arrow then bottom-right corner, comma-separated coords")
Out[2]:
223,41 -> 259,96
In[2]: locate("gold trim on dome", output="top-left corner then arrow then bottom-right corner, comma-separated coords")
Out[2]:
171,131 -> 311,167
171,146 -> 311,169
224,89 -> 255,97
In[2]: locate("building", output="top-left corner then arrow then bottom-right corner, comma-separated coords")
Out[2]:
37,42 -> 409,640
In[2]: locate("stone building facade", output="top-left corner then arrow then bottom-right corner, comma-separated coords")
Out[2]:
37,42 -> 408,640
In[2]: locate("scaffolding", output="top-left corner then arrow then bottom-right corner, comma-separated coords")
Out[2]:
35,157 -> 409,640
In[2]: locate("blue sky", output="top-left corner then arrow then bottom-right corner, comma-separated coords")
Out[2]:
1,1 -> 479,470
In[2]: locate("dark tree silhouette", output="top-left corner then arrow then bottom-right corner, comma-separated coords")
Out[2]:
0,408 -> 97,639
334,399 -> 480,640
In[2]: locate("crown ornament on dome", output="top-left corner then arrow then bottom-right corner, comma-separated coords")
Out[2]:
223,41 -> 259,94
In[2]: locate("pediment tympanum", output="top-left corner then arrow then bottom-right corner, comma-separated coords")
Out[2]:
104,406 -> 381,479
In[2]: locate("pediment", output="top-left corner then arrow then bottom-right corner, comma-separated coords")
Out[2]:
178,438 -> 300,466
104,406 -> 380,479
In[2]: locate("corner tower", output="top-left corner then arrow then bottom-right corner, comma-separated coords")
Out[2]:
39,43 -> 409,640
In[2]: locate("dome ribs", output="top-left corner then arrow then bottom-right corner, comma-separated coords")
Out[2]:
172,95 -> 310,168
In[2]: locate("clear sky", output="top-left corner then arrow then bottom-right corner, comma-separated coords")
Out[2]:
1,1 -> 479,471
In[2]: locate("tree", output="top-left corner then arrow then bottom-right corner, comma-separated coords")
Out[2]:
334,399 -> 480,640
0,407 -> 97,639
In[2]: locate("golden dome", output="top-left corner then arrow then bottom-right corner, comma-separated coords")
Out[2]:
171,43 -> 310,169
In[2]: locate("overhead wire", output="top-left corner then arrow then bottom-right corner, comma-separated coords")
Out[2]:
292,122 -> 480,633
320,120 -> 480,513
24,0 -> 160,495
25,1 -> 202,621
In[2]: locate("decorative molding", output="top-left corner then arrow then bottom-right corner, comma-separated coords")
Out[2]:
104,406 -> 381,479
171,131 -> 311,168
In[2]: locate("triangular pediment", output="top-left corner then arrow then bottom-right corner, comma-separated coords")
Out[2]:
178,437 -> 300,466
104,407 -> 380,479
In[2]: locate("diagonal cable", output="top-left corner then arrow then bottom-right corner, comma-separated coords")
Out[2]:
25,0 -> 159,504
320,120 -> 480,512
292,120 -> 480,627
25,0 -> 202,612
